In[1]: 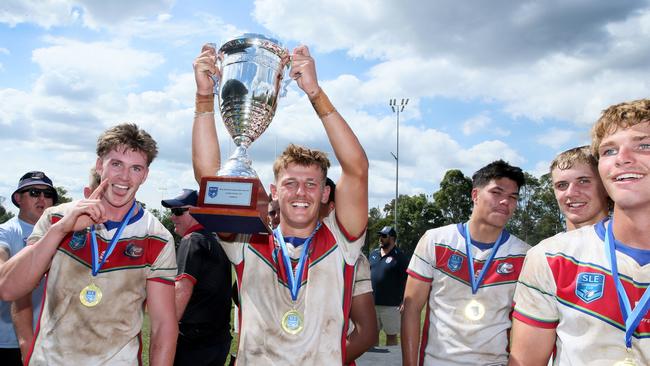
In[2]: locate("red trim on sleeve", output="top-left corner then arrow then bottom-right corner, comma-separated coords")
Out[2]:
512,310 -> 558,329
175,273 -> 197,285
407,269 -> 433,283
340,263 -> 355,364
147,277 -> 175,285
334,212 -> 366,242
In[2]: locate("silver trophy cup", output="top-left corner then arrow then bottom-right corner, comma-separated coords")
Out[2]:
214,34 -> 290,178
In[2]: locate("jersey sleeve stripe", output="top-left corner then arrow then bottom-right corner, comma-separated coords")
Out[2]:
407,268 -> 433,282
334,213 -> 365,242
147,277 -> 175,285
175,273 -> 197,285
512,310 -> 559,329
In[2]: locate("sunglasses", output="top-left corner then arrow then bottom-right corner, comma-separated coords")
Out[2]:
171,207 -> 190,216
380,234 -> 388,238
21,188 -> 55,199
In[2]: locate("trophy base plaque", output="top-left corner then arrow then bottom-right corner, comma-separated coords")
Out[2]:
190,176 -> 271,235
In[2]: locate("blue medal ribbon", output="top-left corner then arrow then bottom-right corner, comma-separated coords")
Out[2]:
604,218 -> 650,349
464,222 -> 504,294
274,222 -> 322,301
89,201 -> 137,276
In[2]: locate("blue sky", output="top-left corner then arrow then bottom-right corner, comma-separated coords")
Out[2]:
1,0 -> 650,213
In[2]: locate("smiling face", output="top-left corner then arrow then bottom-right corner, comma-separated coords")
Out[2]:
597,121 -> 650,213
95,146 -> 149,218
470,178 -> 519,229
271,163 -> 330,236
14,184 -> 55,225
552,162 -> 609,230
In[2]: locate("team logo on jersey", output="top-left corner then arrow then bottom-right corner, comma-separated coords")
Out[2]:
69,230 -> 87,250
208,186 -> 219,198
447,254 -> 463,272
575,272 -> 605,303
385,257 -> 393,264
496,262 -> 514,275
124,242 -> 144,258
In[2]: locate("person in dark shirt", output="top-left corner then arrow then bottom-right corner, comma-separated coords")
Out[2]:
369,226 -> 408,346
162,189 -> 232,366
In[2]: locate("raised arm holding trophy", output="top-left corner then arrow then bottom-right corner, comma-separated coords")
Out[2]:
191,34 -> 369,365
191,34 -> 290,234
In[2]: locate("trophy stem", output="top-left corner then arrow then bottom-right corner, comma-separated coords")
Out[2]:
218,145 -> 258,178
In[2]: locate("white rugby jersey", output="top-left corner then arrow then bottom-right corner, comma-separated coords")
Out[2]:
514,220 -> 650,365
407,223 -> 530,366
220,210 -> 365,365
26,201 -> 177,366
353,253 -> 372,297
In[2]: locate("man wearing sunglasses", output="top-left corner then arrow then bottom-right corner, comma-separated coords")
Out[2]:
161,189 -> 232,366
0,171 -> 58,365
0,124 -> 178,365
369,226 -> 408,347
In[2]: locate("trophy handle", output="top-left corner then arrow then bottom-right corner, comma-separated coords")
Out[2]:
280,78 -> 291,98
279,54 -> 291,98
211,74 -> 220,95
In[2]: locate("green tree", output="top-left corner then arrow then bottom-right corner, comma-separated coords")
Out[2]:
531,173 -> 564,239
507,172 -> 540,243
55,186 -> 73,204
150,208 -> 180,245
366,207 -> 391,255
0,197 -> 15,224
506,173 -> 563,245
433,169 -> 472,225
369,194 -> 441,256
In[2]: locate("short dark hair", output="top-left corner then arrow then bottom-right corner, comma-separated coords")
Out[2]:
325,177 -> 336,204
472,160 -> 525,190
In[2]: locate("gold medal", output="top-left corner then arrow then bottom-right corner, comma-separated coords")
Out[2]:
281,309 -> 304,334
80,283 -> 102,307
464,299 -> 485,321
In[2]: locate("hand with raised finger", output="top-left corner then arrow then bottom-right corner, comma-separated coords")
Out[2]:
54,180 -> 109,234
193,43 -> 220,96
290,45 -> 320,99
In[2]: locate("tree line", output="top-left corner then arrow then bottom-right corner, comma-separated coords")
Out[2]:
365,169 -> 564,255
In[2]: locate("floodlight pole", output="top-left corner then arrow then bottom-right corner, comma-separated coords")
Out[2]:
389,98 -> 409,236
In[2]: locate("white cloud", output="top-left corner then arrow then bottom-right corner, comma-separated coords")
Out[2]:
532,160 -> 551,178
255,0 -> 650,126
77,0 -> 174,29
0,0 -> 78,28
32,37 -> 163,85
0,0 -> 176,29
462,114 -> 491,135
536,128 -> 577,149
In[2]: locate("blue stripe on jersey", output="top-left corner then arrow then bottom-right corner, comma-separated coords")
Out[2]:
455,223 -> 510,250
284,236 -> 308,247
594,218 -> 650,266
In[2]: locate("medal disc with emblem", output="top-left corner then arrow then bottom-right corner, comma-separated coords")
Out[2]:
464,299 -> 485,321
80,283 -> 103,307
281,309 -> 304,334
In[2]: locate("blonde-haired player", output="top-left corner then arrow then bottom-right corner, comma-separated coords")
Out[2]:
510,99 -> 650,365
